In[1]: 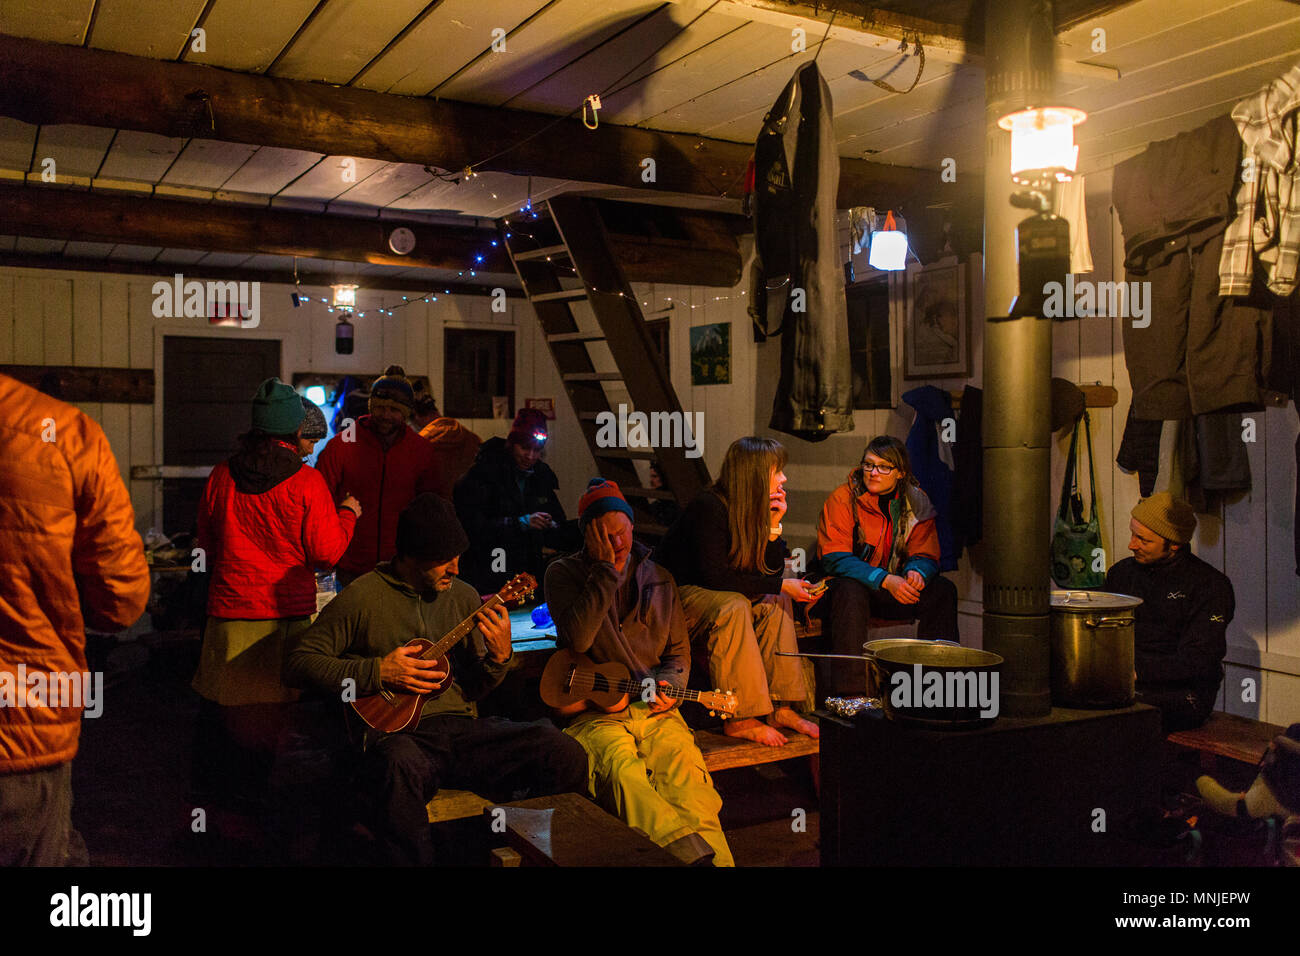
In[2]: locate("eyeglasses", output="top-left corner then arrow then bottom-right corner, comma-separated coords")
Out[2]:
862,462 -> 897,475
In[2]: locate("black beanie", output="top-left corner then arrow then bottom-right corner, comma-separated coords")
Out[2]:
396,493 -> 470,563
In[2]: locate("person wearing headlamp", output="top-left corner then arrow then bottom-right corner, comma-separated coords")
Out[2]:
454,407 -> 575,592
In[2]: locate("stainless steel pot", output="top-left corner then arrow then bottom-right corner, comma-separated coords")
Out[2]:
862,638 -> 959,698
1049,590 -> 1142,709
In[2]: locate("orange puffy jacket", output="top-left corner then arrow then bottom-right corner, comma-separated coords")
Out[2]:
0,374 -> 149,773
419,417 -> 481,499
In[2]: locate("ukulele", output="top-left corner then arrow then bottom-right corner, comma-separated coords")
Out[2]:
540,648 -> 738,718
350,572 -> 536,733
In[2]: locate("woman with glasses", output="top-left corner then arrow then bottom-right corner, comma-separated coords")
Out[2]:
813,435 -> 960,697
655,437 -> 822,746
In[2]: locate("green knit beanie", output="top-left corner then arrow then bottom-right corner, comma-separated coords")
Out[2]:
251,377 -> 305,435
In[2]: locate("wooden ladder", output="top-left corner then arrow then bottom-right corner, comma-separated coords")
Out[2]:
500,196 -> 710,535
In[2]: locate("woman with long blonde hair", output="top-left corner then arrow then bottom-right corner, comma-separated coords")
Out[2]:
656,437 -> 821,746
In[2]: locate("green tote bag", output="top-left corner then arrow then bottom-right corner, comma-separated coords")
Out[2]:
1051,411 -> 1105,589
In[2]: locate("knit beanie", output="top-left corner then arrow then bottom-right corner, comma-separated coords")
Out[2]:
299,396 -> 328,441
251,377 -> 305,435
508,407 -> 549,447
1131,491 -> 1197,545
370,364 -> 415,413
396,493 -> 470,563
578,478 -> 635,529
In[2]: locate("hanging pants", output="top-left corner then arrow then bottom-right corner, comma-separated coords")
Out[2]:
678,586 -> 807,719
566,702 -> 734,866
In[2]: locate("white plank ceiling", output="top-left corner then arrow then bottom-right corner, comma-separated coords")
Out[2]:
0,0 -> 1297,279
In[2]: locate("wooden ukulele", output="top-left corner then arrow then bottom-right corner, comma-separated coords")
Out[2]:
350,572 -> 536,733
540,648 -> 738,718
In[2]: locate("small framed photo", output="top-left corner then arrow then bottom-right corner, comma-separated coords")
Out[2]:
904,257 -> 969,380
689,322 -> 730,386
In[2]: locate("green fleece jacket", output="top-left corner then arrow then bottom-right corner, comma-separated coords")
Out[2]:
283,562 -> 512,718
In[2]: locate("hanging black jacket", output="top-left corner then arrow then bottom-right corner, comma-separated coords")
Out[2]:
749,61 -> 854,442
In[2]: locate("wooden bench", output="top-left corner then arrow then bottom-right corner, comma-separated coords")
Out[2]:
486,792 -> 684,866
428,727 -> 821,822
693,727 -> 819,773
1166,711 -> 1284,772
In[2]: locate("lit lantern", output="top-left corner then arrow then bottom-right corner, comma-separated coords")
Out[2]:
331,283 -> 359,309
868,210 -> 909,271
997,106 -> 1087,185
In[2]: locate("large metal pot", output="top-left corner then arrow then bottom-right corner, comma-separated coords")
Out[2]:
872,643 -> 1005,727
1049,590 -> 1142,708
862,638 -> 959,698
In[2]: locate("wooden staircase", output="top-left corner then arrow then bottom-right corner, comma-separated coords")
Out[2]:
500,196 -> 710,535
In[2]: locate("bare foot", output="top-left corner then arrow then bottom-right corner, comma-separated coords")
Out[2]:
770,707 -> 820,739
723,717 -> 788,747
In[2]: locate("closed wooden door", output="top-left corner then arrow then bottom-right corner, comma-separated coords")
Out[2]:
163,336 -> 281,534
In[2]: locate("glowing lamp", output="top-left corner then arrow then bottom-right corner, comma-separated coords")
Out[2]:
868,210 -> 909,271
331,283 -> 359,309
997,107 -> 1086,184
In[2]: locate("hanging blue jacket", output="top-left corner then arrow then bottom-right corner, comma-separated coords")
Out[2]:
903,385 -> 958,571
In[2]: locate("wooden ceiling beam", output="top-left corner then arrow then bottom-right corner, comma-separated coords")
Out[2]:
0,33 -> 937,209
0,253 -> 519,298
0,182 -> 514,272
0,184 -> 745,287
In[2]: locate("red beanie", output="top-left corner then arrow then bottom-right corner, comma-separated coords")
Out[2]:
508,407 -> 549,447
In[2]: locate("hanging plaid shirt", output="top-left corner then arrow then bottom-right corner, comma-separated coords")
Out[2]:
1219,62 -> 1300,297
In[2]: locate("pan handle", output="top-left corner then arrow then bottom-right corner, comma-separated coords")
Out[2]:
1084,616 -> 1129,629
775,651 -> 869,660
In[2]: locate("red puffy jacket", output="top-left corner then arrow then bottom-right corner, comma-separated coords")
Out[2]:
0,374 -> 149,772
199,453 -> 356,619
315,418 -> 441,576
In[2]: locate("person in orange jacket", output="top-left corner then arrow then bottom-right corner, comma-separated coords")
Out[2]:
0,373 -> 150,865
814,435 -> 959,697
418,406 -> 482,500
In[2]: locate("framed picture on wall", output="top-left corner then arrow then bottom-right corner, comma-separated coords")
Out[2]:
904,257 -> 969,380
689,322 -> 730,385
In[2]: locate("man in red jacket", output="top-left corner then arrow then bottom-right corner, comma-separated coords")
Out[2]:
0,373 -> 150,865
316,365 -> 442,584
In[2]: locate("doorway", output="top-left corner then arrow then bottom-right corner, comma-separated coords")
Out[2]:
162,336 -> 282,535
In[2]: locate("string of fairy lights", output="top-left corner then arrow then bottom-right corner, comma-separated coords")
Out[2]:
303,190 -> 747,324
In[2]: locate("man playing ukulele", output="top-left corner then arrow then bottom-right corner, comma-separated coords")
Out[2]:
544,479 -> 733,866
285,494 -> 587,865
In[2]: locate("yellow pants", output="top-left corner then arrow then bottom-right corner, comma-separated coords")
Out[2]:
566,702 -> 734,867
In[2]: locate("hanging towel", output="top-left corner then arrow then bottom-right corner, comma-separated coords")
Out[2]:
1052,175 -> 1094,274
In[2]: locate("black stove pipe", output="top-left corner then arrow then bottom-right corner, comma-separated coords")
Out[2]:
981,0 -> 1062,716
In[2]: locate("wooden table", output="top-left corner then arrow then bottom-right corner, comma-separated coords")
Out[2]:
488,792 -> 684,866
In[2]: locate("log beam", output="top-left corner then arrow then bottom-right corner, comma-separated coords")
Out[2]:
0,253 -> 519,298
0,182 -> 513,273
0,34 -> 937,209
0,185 -> 745,286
